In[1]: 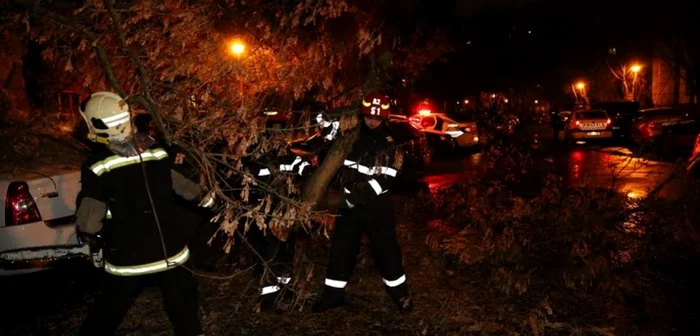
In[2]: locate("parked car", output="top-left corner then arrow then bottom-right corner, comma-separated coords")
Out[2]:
564,109 -> 613,142
1,131 -> 87,275
387,115 -> 431,178
660,120 -> 700,154
630,107 -> 688,145
686,133 -> 700,177
408,112 -> 479,153
591,101 -> 640,139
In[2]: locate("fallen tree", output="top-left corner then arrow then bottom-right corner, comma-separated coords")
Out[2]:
3,0 -> 451,242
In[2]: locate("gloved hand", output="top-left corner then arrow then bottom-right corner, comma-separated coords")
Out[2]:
199,190 -> 217,209
77,228 -> 103,247
77,228 -> 105,268
317,112 -> 340,141
341,182 -> 367,207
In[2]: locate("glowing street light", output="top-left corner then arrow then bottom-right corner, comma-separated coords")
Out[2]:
504,99 -> 509,103
229,40 -> 246,56
630,64 -> 642,73
491,94 -> 496,98
534,100 -> 539,104
576,82 -> 585,90
464,99 -> 469,104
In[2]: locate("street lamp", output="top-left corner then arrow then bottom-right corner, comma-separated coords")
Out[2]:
576,82 -> 585,90
630,64 -> 642,73
229,40 -> 246,57
534,100 -> 539,104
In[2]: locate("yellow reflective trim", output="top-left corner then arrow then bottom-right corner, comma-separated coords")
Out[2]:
104,247 -> 189,276
90,148 -> 169,176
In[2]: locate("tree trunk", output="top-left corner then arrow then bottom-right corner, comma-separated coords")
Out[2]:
300,51 -> 393,210
301,124 -> 359,207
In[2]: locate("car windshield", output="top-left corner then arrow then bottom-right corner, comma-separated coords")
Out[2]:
645,109 -> 683,119
576,111 -> 607,119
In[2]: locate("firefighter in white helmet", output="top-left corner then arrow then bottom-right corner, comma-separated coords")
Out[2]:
75,91 -> 211,336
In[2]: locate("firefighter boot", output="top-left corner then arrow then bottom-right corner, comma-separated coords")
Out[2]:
311,286 -> 345,313
386,283 -> 413,313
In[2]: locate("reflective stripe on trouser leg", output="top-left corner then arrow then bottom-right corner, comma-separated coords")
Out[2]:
324,209 -> 363,290
324,278 -> 348,288
261,276 -> 293,296
383,274 -> 406,287
363,203 -> 408,289
261,285 -> 280,295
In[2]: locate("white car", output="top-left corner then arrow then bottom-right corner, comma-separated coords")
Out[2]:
0,144 -> 86,275
564,109 -> 614,142
408,112 -> 480,148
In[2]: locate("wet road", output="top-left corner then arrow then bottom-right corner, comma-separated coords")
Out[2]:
419,139 -> 688,200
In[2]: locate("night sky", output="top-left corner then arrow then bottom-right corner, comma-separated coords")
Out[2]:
415,0 -> 676,102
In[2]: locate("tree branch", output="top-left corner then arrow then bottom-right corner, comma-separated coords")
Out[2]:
103,0 -> 169,143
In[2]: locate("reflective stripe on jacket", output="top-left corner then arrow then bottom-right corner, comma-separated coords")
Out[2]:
105,246 -> 190,276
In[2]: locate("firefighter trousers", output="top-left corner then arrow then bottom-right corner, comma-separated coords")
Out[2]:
324,204 -> 408,296
247,224 -> 295,286
78,267 -> 202,336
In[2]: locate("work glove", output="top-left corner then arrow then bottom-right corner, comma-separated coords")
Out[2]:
199,190 -> 218,209
341,182 -> 368,208
77,228 -> 105,268
317,112 -> 340,141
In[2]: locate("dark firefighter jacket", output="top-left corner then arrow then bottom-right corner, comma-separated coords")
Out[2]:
234,149 -> 313,210
322,119 -> 398,209
76,144 -> 203,276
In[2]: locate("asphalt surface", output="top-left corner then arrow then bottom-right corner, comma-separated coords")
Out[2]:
418,125 -> 688,200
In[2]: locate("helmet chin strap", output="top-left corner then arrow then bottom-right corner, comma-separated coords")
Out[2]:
87,133 -> 110,145
92,132 -> 155,157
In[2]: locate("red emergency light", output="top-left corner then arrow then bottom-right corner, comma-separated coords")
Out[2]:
418,109 -> 432,115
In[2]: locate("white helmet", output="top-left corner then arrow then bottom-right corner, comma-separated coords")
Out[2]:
79,91 -> 132,143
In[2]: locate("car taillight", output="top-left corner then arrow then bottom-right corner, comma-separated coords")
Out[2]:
5,181 -> 42,226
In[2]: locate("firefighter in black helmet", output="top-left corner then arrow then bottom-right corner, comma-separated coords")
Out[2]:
75,92 -> 213,336
312,92 -> 413,313
242,114 -> 310,312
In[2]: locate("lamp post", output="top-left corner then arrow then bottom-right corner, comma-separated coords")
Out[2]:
228,40 -> 247,103
572,81 -> 587,107
630,64 -> 642,101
